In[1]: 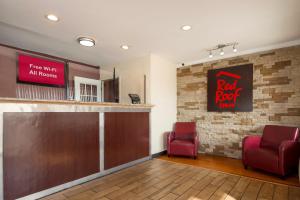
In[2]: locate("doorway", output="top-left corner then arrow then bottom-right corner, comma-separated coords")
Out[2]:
74,76 -> 102,102
103,78 -> 119,103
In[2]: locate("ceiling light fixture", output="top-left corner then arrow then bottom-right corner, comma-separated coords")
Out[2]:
220,48 -> 225,56
181,25 -> 192,31
46,14 -> 59,22
77,37 -> 95,47
121,45 -> 129,50
207,42 -> 238,57
233,45 -> 237,52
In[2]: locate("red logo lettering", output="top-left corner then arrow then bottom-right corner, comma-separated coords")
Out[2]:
215,71 -> 242,109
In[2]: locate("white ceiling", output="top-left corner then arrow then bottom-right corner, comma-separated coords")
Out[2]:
0,0 -> 299,67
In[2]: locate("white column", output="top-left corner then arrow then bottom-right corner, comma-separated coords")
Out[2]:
99,112 -> 104,171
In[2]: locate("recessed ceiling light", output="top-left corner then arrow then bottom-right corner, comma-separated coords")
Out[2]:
121,45 -> 129,50
77,37 -> 95,47
181,25 -> 192,31
46,14 -> 59,22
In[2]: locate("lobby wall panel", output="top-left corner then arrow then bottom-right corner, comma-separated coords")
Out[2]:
177,45 -> 300,158
0,44 -> 100,100
104,112 -> 149,169
3,112 -> 99,200
0,50 -> 17,98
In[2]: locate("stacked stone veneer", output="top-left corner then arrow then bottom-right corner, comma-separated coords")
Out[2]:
177,45 -> 300,158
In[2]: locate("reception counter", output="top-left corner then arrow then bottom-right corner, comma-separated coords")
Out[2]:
0,98 -> 152,200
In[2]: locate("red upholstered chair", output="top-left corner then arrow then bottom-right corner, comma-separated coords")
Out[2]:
242,125 -> 300,178
167,122 -> 199,159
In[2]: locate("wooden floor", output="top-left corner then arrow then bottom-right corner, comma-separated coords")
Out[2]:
159,154 -> 300,187
42,159 -> 300,200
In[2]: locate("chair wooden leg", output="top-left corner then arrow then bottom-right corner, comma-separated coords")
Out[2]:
280,175 -> 286,180
243,165 -> 248,170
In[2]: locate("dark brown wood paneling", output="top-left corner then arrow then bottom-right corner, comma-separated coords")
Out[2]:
0,54 -> 17,98
67,62 -> 100,97
68,62 -> 100,86
3,112 -> 100,200
104,112 -> 149,169
0,45 -> 100,100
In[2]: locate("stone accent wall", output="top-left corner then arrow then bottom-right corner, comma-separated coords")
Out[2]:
177,45 -> 300,158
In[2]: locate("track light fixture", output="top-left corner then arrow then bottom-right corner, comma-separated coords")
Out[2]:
207,42 -> 238,58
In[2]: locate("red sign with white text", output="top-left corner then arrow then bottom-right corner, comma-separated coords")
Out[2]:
18,54 -> 65,86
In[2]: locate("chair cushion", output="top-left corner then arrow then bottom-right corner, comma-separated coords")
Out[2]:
260,125 -> 299,151
245,147 -> 279,174
169,139 -> 195,156
174,122 -> 196,140
171,139 -> 194,146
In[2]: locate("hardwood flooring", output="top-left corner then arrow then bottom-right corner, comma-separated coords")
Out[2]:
42,159 -> 300,200
158,154 -> 300,187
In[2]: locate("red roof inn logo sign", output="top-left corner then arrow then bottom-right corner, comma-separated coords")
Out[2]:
207,64 -> 253,112
215,71 -> 242,109
18,54 -> 65,87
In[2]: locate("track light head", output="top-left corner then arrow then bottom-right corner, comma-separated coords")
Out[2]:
233,45 -> 237,52
220,48 -> 224,56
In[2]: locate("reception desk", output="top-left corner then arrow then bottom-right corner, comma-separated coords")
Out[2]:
0,98 -> 152,200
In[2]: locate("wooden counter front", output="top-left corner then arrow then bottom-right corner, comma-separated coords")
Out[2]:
3,112 -> 100,200
105,112 -> 149,169
0,100 -> 151,200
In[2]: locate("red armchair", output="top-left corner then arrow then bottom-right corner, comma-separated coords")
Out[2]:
167,122 -> 199,159
242,125 -> 300,177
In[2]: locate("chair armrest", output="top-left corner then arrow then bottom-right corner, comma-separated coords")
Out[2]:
242,135 -> 261,150
167,131 -> 175,143
167,132 -> 175,155
193,134 -> 199,144
242,135 -> 261,164
279,140 -> 300,174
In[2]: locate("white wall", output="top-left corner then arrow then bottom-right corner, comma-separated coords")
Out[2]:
104,54 -> 177,155
149,54 -> 177,154
105,56 -> 150,104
